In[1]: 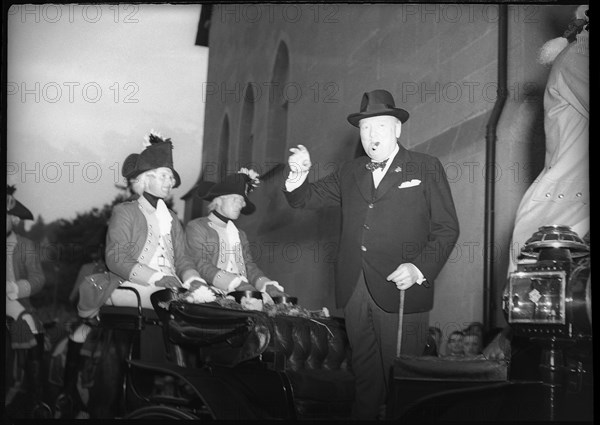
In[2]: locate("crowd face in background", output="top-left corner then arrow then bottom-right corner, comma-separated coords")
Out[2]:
463,334 -> 482,356
446,331 -> 465,356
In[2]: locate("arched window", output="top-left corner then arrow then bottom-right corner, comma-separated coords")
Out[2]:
266,41 -> 290,166
238,83 -> 256,169
218,114 -> 230,179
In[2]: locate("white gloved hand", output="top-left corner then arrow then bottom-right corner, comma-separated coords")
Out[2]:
182,276 -> 208,290
227,275 -> 249,293
210,286 -> 227,296
262,292 -> 275,305
261,280 -> 285,293
386,263 -> 424,291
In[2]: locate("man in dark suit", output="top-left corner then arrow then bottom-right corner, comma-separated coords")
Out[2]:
284,89 -> 459,419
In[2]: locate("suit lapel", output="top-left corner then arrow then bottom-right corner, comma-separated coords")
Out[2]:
354,158 -> 375,202
373,146 -> 408,200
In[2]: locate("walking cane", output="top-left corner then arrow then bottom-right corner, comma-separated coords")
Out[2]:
396,290 -> 405,358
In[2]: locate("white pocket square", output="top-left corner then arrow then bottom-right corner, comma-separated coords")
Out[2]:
398,179 -> 421,189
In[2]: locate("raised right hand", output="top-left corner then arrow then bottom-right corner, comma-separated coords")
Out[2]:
288,144 -> 312,174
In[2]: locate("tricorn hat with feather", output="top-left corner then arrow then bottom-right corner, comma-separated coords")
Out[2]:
196,168 -> 260,215
121,130 -> 181,188
538,5 -> 588,66
6,185 -> 34,220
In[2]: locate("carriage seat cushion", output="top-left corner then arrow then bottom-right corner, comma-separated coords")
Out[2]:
393,355 -> 509,382
266,315 -> 352,372
387,355 -> 509,421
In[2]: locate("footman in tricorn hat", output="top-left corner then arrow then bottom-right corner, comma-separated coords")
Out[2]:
6,185 -> 51,416
186,169 -> 288,299
284,89 -> 459,419
57,131 -> 213,419
78,131 -> 210,316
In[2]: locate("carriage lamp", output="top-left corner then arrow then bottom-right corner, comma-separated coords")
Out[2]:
503,225 -> 591,340
503,224 -> 591,402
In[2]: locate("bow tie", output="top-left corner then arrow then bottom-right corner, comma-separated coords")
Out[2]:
365,159 -> 388,172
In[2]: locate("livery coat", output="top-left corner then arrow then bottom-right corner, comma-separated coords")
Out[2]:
105,196 -> 200,284
6,233 -> 46,348
185,215 -> 271,290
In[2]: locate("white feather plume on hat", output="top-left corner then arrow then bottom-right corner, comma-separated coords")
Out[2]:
143,129 -> 166,148
538,37 -> 569,66
575,4 -> 588,20
238,168 -> 260,190
537,5 -> 588,66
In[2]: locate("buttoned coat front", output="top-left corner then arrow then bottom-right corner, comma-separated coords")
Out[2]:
285,143 -> 459,313
105,197 -> 200,285
185,216 -> 270,290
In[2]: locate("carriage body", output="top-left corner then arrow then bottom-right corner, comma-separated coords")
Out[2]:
87,288 -> 354,420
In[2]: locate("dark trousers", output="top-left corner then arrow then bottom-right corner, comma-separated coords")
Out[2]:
344,272 -> 428,420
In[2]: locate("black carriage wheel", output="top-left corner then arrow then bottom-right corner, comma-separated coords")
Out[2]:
123,405 -> 203,419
